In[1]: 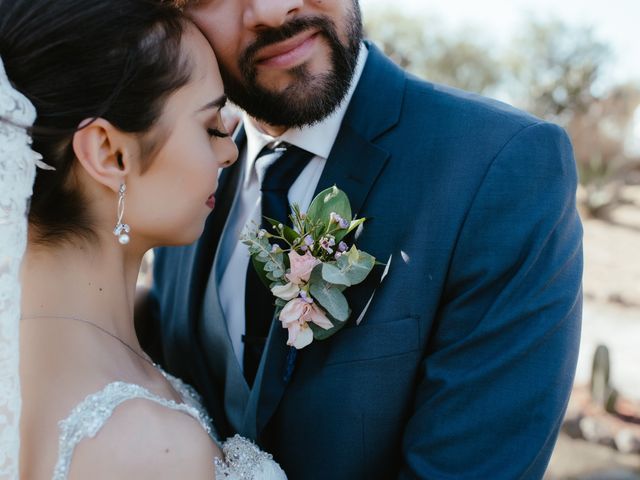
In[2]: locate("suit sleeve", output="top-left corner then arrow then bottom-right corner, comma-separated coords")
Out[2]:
399,122 -> 583,479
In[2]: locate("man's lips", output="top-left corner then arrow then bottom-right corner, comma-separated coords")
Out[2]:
254,30 -> 320,67
206,194 -> 215,209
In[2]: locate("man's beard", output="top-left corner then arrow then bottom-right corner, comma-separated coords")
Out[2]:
220,3 -> 363,129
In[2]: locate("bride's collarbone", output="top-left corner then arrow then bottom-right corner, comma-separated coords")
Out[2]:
21,346 -> 190,463
23,324 -> 181,404
38,362 -> 184,423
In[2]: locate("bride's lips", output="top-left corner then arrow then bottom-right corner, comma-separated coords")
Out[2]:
206,194 -> 215,209
254,30 -> 320,69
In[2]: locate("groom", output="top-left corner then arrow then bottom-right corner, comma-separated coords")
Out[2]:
142,0 -> 583,478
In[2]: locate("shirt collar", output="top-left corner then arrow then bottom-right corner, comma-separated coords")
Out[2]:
242,43 -> 369,186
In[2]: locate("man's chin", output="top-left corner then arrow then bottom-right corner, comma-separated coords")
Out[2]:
234,67 -> 351,127
254,58 -> 331,94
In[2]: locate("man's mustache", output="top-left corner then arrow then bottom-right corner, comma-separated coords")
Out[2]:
240,16 -> 337,67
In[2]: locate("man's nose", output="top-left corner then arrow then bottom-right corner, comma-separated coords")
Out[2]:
244,0 -> 304,29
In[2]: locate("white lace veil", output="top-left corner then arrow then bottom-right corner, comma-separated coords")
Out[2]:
0,55 -> 52,480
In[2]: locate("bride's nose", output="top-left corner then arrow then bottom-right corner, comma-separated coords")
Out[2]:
219,137 -> 239,169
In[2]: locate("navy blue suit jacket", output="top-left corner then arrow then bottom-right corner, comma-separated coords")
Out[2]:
146,43 -> 582,479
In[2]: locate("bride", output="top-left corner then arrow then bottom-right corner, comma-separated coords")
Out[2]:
0,0 -> 285,478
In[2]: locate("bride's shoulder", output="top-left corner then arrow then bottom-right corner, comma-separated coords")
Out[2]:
67,397 -> 221,480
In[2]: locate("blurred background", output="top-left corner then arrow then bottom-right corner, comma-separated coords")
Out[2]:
359,0 -> 640,477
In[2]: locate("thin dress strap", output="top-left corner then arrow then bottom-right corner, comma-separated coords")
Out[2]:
52,379 -> 214,480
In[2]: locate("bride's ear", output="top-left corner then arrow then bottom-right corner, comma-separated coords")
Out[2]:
72,118 -> 135,193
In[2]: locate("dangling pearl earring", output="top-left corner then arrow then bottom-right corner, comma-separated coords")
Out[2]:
113,183 -> 130,245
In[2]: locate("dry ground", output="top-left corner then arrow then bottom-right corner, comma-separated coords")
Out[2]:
545,186 -> 640,479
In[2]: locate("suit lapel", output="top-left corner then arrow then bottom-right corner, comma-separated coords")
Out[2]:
252,44 -> 407,438
250,315 -> 290,437
315,122 -> 389,216
315,42 -> 405,210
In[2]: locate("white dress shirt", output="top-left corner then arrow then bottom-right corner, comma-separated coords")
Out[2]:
217,45 -> 369,369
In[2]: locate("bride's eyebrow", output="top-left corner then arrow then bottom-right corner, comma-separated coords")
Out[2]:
198,94 -> 227,112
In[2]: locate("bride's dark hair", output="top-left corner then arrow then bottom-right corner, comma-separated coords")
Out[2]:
0,0 -> 191,244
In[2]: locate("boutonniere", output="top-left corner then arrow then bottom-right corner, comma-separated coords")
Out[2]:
242,186 -> 378,350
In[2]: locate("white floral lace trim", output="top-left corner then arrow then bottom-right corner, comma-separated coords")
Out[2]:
52,376 -> 214,480
50,370 -> 286,480
215,434 -> 287,480
0,56 -> 40,479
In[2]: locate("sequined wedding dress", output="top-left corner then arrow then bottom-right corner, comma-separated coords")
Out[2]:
52,368 -> 287,480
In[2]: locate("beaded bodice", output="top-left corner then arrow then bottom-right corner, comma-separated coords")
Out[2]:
52,370 -> 286,479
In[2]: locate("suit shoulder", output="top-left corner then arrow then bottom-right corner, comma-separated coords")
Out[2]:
404,74 -> 542,131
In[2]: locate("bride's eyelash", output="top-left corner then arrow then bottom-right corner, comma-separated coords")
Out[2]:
207,128 -> 229,138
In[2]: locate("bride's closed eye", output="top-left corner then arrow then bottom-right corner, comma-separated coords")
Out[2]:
207,127 -> 229,138
207,113 -> 230,139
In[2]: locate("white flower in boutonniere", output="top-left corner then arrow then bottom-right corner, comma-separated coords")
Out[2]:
270,282 -> 300,301
241,186 -> 382,350
279,294 -> 333,349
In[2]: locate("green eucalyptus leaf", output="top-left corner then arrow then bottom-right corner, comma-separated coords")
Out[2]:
266,271 -> 278,282
308,265 -> 350,321
248,236 -> 273,261
249,241 -> 285,286
334,217 -> 367,243
309,318 -> 347,341
321,247 -> 376,287
268,255 -> 286,278
251,255 -> 272,289
246,236 -> 269,256
306,186 -> 352,231
320,263 -> 351,287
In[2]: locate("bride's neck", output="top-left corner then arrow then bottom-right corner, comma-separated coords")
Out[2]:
20,234 -> 144,349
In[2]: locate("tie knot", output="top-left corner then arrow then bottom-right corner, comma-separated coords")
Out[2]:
259,144 -> 314,193
257,141 -> 288,158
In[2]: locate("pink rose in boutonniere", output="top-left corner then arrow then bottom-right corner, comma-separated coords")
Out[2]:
242,186 -> 380,350
286,250 -> 320,285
